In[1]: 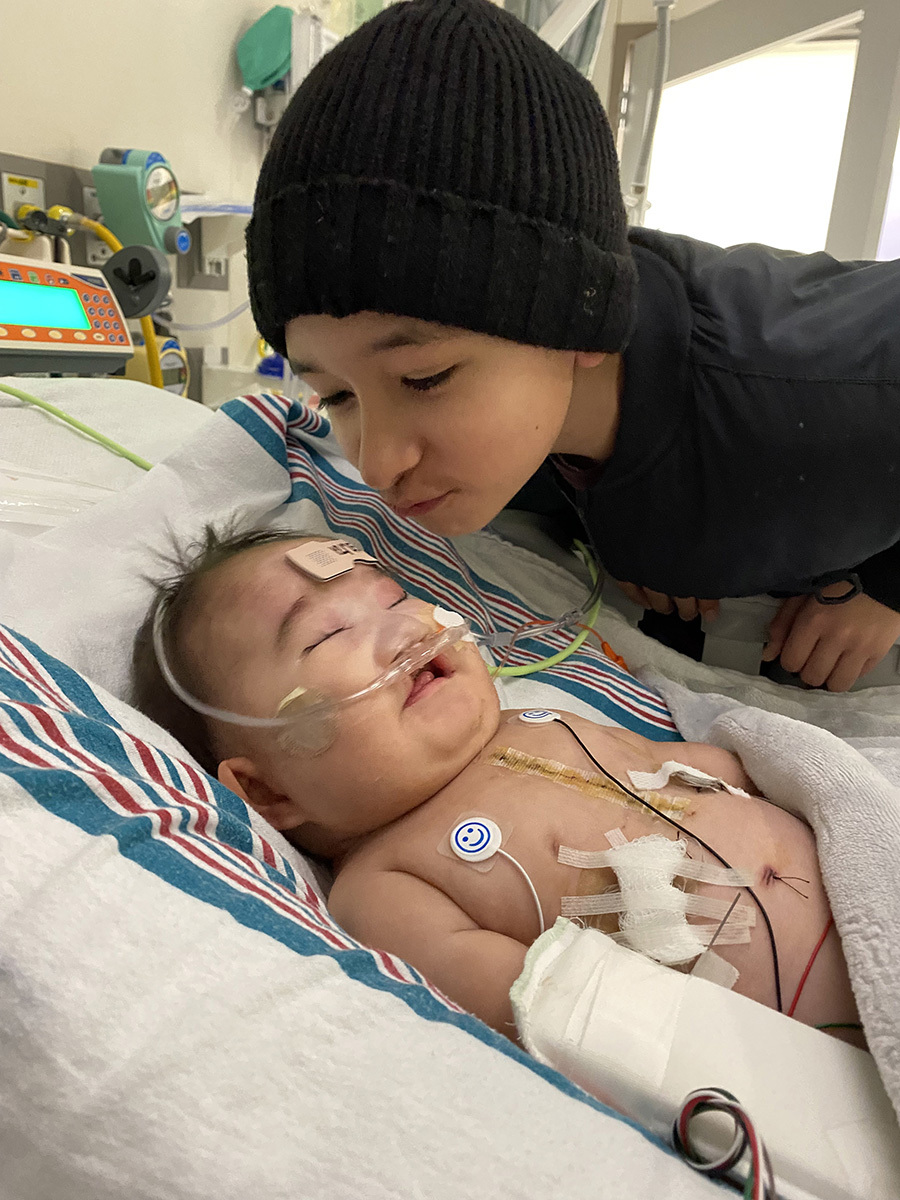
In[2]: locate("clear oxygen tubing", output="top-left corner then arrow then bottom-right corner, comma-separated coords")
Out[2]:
488,541 -> 604,678
151,598 -> 474,734
626,0 -> 675,227
160,300 -> 251,333
151,550 -> 607,745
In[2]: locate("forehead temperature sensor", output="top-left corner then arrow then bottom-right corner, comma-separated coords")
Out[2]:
286,539 -> 379,581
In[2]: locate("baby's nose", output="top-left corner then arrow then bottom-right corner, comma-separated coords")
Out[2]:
376,613 -> 434,665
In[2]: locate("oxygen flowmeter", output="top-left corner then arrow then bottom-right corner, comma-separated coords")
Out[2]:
91,149 -> 192,256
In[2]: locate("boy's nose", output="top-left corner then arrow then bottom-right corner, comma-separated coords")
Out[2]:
355,409 -> 421,493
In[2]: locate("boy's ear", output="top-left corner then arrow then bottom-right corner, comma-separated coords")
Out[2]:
218,757 -> 304,832
574,351 -> 607,370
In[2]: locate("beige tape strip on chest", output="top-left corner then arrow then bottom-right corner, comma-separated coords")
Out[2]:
627,760 -> 752,799
489,746 -> 693,817
558,833 -> 756,967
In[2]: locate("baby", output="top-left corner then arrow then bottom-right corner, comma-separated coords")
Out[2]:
132,529 -> 862,1046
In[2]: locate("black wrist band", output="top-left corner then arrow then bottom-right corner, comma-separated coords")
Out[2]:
813,573 -> 862,605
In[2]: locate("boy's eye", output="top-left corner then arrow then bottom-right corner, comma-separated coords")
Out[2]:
402,367 -> 456,392
320,390 -> 353,408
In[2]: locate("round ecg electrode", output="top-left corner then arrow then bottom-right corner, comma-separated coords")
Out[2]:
450,818 -> 502,863
518,709 -> 559,724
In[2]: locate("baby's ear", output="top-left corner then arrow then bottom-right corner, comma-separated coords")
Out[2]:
218,757 -> 304,832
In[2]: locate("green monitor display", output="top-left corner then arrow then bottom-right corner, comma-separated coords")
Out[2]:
0,280 -> 91,330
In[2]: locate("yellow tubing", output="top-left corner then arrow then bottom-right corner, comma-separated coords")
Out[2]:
78,217 -> 165,391
138,315 -> 165,390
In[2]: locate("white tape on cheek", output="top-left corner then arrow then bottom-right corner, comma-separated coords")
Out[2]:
628,760 -> 751,798
432,605 -> 476,643
433,605 -> 464,628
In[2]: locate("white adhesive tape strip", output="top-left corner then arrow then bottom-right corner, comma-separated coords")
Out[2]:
672,859 -> 756,888
691,949 -> 740,989
559,842 -> 754,888
593,921 -> 750,949
628,761 -> 751,799
559,845 -> 620,868
607,921 -> 753,950
561,891 -> 754,925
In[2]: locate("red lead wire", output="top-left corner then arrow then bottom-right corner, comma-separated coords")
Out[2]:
787,916 -> 834,1018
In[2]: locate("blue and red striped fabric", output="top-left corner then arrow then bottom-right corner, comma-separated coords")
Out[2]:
0,623 -> 664,1133
223,392 -> 679,740
0,623 -> 430,985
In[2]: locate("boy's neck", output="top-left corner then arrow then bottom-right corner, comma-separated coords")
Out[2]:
552,351 -> 623,463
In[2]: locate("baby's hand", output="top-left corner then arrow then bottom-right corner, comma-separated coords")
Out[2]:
613,579 -> 720,623
763,587 -> 900,691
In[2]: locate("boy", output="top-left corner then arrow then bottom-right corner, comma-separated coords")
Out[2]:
132,529 -> 862,1044
245,0 -> 900,694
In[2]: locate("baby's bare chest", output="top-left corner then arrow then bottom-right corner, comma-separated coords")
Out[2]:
366,713 -> 801,945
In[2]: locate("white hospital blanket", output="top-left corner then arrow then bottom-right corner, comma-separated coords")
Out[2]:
0,376 -> 213,491
604,608 -> 900,738
647,678 -> 900,1125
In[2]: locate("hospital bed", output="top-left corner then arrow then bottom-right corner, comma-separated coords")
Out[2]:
0,377 -> 898,1200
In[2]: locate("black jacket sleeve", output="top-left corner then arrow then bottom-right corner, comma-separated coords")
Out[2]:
856,542 -> 900,612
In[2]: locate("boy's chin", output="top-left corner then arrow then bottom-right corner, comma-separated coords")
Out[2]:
412,498 -> 486,538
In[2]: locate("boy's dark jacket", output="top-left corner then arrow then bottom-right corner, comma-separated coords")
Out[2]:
542,228 -> 900,610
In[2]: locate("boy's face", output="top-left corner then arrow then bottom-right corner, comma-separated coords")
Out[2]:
285,312 -> 593,536
181,539 -> 500,850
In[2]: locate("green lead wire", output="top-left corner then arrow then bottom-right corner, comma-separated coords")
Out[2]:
0,382 -> 153,472
491,538 -> 603,678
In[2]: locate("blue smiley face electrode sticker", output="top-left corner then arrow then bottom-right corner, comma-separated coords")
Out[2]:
450,818 -> 502,863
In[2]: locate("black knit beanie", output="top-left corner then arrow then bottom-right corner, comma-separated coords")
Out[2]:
246,0 -> 636,357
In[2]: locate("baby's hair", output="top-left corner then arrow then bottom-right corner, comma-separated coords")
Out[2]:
131,524 -> 323,773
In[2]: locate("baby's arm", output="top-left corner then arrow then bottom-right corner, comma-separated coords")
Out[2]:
328,867 -> 528,1036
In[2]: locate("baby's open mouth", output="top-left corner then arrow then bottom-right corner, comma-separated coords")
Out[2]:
404,654 -> 453,707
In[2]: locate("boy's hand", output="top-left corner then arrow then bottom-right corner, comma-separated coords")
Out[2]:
613,579 -> 720,623
763,586 -> 900,691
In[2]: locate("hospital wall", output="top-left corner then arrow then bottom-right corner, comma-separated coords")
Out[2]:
0,0 -> 281,395
1,0 -> 617,399
0,0 -> 274,200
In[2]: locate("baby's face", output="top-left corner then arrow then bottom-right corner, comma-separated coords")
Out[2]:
183,539 -> 500,847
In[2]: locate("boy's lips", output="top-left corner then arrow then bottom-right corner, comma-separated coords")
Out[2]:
389,491 -> 451,519
403,653 -> 453,708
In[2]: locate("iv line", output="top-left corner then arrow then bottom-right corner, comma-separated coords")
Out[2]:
0,382 -> 153,472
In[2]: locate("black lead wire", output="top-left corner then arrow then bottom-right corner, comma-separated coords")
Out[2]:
553,717 -> 784,1014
